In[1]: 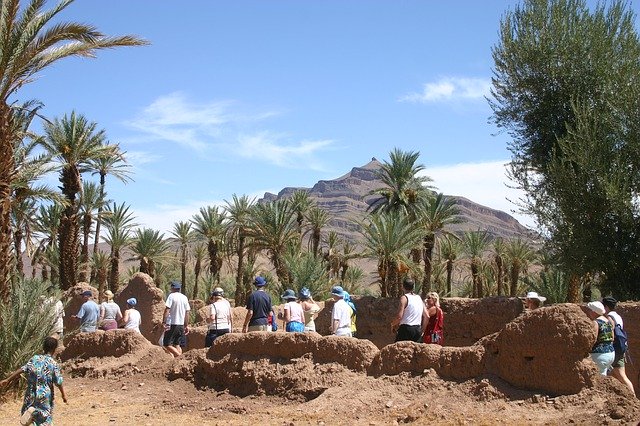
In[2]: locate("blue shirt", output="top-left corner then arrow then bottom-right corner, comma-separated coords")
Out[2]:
77,300 -> 100,331
246,290 -> 272,326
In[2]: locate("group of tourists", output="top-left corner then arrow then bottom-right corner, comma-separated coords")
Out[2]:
390,279 -> 444,345
71,289 -> 141,334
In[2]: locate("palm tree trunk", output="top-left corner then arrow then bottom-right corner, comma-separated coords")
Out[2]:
109,248 -> 120,293
509,264 -> 520,297
496,256 -> 504,296
207,239 -> 220,291
389,260 -> 400,297
312,229 -> 320,258
446,260 -> 453,296
567,273 -> 581,303
78,214 -> 91,282
13,228 -> 24,278
140,257 -> 150,275
59,165 -> 81,290
471,260 -> 480,298
421,234 -> 435,298
97,265 -> 107,299
0,102 -> 15,301
378,259 -> 388,297
235,233 -> 245,305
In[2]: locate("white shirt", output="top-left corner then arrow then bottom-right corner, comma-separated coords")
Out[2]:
608,311 -> 624,329
124,309 -> 141,332
166,291 -> 190,325
209,299 -> 232,330
332,299 -> 351,330
400,293 -> 424,326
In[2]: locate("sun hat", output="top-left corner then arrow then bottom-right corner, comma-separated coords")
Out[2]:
281,289 -> 297,300
524,291 -> 546,302
170,281 -> 182,289
254,276 -> 267,287
104,290 -> 114,299
299,287 -> 311,300
211,287 -> 224,297
126,297 -> 137,306
330,285 -> 344,297
81,290 -> 93,297
587,301 -> 606,316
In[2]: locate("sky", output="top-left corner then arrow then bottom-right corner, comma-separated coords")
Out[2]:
21,0 -> 625,233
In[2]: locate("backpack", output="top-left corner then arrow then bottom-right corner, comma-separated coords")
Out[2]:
608,315 -> 628,356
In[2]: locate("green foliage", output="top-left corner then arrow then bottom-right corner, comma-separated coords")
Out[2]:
490,0 -> 640,298
0,279 -> 59,389
523,268 -> 572,304
283,251 -> 329,300
342,266 -> 365,295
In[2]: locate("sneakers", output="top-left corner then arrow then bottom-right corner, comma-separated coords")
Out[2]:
20,406 -> 35,425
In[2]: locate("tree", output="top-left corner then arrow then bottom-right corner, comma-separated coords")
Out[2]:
416,193 -> 459,297
224,194 -> 254,305
490,0 -> 640,298
491,238 -> 508,296
41,112 -> 116,289
0,0 -> 147,300
360,211 -> 423,297
245,199 -> 298,285
368,148 -> 432,216
289,189 -> 313,247
129,228 -> 171,279
102,202 -> 136,293
170,221 -> 195,298
77,181 -> 108,282
461,231 -> 489,298
438,235 -> 461,296
305,205 -> 330,258
191,206 -> 226,290
505,238 -> 537,297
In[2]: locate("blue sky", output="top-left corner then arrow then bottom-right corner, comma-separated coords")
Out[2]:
20,0 -> 588,232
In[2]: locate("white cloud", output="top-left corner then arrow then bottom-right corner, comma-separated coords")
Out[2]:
400,77 -> 491,103
232,132 -> 334,170
422,160 -> 535,228
132,199 -> 226,235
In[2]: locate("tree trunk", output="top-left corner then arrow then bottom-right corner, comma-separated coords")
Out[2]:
446,260 -> 453,296
109,248 -> 120,293
471,260 -> 480,298
509,263 -> 520,297
421,234 -> 435,298
312,230 -> 320,258
235,233 -> 245,306
378,259 -> 388,297
495,255 -> 504,296
97,266 -> 107,300
78,214 -> 91,282
207,239 -> 220,288
59,165 -> 81,289
0,102 -> 15,301
567,273 -> 581,304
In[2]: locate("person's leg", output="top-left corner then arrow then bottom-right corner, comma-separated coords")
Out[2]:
164,345 -> 181,357
611,366 -> 635,394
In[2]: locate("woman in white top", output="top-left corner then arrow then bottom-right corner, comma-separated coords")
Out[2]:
99,290 -> 122,330
282,289 -> 305,332
205,287 -> 232,347
299,287 -> 321,332
122,298 -> 141,333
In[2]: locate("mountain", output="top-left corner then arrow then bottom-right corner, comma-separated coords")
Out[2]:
261,158 -> 533,243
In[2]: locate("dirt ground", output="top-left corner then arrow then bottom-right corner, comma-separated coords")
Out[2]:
0,347 -> 638,426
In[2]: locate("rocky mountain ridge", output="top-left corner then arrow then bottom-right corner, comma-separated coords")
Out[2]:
262,158 -> 533,243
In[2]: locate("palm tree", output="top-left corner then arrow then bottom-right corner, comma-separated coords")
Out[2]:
0,0 -> 147,300
192,242 -> 207,300
360,211 -> 423,297
78,181 -> 108,282
305,205 -> 330,257
40,112 -> 117,289
191,206 -> 226,291
438,235 -> 461,296
102,202 -> 136,293
289,189 -> 313,246
245,199 -> 298,285
322,231 -> 342,280
89,251 -> 109,300
89,143 -> 132,268
491,238 -> 508,296
32,204 -> 63,281
224,194 -> 254,305
505,238 -> 537,297
368,148 -> 432,216
10,198 -> 37,277
170,221 -> 195,298
129,228 -> 171,279
339,241 -> 359,283
461,230 -> 490,298
416,193 -> 459,297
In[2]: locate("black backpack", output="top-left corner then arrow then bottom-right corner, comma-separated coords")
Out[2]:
609,315 -> 628,356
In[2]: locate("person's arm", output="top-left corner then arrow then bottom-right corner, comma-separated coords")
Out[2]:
56,383 -> 68,403
72,305 -> 84,321
243,310 -> 252,332
162,307 -> 170,328
122,309 -> 129,326
99,304 -> 105,322
184,310 -> 190,335
332,318 -> 340,334
390,295 -> 408,331
0,368 -> 23,388
207,304 -> 215,324
284,305 -> 291,323
116,306 -> 123,322
421,303 -> 429,336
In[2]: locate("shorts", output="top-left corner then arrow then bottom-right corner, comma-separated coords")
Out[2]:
395,324 -> 422,343
100,319 -> 118,331
163,325 -> 185,346
590,351 -> 615,375
248,324 -> 270,332
285,321 -> 305,332
612,352 -> 625,368
205,329 -> 229,347
334,327 -> 352,337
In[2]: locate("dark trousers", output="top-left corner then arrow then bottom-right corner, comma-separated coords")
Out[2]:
395,324 -> 422,342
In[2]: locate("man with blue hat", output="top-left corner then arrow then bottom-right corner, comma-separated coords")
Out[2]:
242,276 -> 275,332
330,285 -> 352,337
72,289 -> 100,332
162,281 -> 190,357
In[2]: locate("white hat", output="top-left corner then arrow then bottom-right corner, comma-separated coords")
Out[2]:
523,291 -> 546,302
587,301 -> 606,316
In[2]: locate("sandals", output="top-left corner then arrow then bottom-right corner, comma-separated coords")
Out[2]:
20,406 -> 35,426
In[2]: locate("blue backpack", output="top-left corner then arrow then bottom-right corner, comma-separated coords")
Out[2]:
609,315 -> 628,356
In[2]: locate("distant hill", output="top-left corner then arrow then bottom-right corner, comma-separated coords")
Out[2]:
261,158 -> 533,243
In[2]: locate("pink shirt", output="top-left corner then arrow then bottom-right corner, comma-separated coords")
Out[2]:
284,301 -> 304,323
